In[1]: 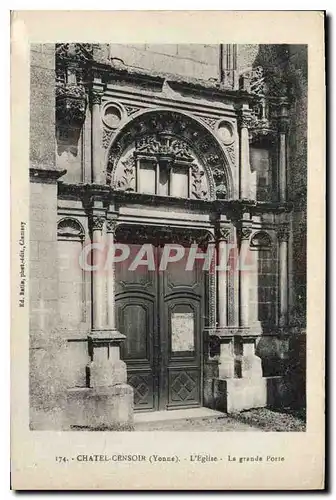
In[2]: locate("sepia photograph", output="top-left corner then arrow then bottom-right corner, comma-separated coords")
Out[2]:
11,10 -> 325,490
29,42 -> 307,432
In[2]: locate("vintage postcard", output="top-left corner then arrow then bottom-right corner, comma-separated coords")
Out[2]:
11,10 -> 325,490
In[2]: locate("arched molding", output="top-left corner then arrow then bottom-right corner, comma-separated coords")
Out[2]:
250,230 -> 273,249
105,108 -> 234,200
57,217 -> 85,241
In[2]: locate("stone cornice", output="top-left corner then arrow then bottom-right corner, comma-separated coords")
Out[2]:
30,167 -> 67,182
57,182 -> 294,215
91,60 -> 255,103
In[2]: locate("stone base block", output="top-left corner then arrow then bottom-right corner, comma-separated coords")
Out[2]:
213,376 -> 291,413
67,384 -> 134,430
87,360 -> 127,388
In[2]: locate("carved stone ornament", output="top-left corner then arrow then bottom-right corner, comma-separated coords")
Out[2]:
115,156 -> 136,192
135,135 -> 194,162
91,216 -> 105,232
106,218 -> 118,234
238,112 -> 252,129
278,225 -> 290,242
225,144 -> 236,165
91,91 -> 102,106
125,105 -> 143,116
57,217 -> 85,240
250,231 -> 272,248
212,167 -> 227,199
102,129 -> 114,149
191,163 -> 208,200
107,110 -> 230,200
217,227 -> 231,242
278,117 -> 290,134
56,43 -> 93,63
249,98 -> 277,144
239,66 -> 266,96
239,227 -> 252,241
116,224 -> 214,248
199,116 -> 219,130
56,84 -> 87,125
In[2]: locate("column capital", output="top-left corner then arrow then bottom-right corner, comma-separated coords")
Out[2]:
91,215 -> 105,232
237,110 -> 252,129
90,89 -> 103,106
278,225 -> 290,242
106,218 -> 118,234
277,98 -> 290,134
238,225 -> 253,241
278,118 -> 290,134
216,226 -> 231,242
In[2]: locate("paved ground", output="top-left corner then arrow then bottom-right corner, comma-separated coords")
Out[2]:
134,408 -> 306,432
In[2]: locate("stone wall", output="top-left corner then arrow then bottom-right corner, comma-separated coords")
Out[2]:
30,44 -> 56,169
108,44 -> 220,80
30,44 -> 69,429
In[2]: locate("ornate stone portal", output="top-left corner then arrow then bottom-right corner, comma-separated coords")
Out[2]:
107,110 -> 232,201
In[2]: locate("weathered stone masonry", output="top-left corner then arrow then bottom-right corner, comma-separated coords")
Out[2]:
29,43 -> 307,429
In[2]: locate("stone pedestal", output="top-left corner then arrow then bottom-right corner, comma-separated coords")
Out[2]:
218,337 -> 235,379
86,330 -> 128,388
236,337 -> 263,379
213,376 -> 292,413
67,385 -> 134,430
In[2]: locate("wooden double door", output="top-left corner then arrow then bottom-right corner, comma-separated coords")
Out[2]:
115,229 -> 205,412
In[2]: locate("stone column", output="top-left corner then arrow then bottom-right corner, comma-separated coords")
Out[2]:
217,226 -> 231,328
237,224 -> 263,378
91,91 -> 103,184
278,99 -> 289,202
239,225 -> 252,328
238,105 -> 252,199
106,218 -> 117,330
91,215 -> 106,331
216,226 -> 235,379
278,225 -> 289,326
87,214 -> 128,388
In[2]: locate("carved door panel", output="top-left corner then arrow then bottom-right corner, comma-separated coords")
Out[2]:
115,237 -> 204,412
159,248 -> 203,409
115,244 -> 159,412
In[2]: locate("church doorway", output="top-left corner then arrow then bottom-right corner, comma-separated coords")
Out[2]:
115,225 -> 206,412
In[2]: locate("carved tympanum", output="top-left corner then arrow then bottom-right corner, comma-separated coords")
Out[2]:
107,111 -> 230,200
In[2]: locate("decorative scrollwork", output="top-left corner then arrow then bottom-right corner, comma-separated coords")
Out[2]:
199,116 -> 219,130
115,156 -> 136,192
125,105 -> 143,116
102,129 -> 114,149
225,144 -> 236,165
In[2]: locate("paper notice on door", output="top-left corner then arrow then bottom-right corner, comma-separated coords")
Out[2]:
171,312 -> 194,352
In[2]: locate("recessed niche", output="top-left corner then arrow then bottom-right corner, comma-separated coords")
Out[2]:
217,121 -> 234,145
102,103 -> 124,129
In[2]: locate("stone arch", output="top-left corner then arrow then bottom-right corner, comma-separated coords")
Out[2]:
105,109 -> 234,200
250,230 -> 273,249
57,217 -> 85,240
